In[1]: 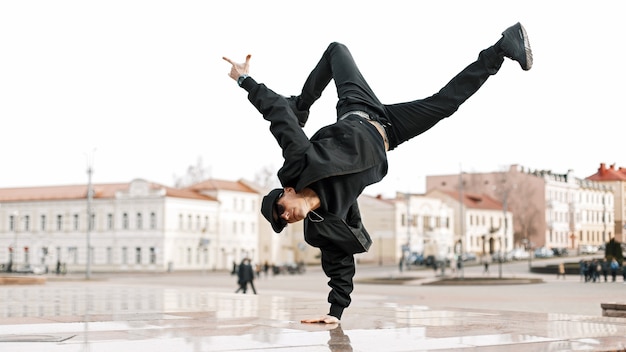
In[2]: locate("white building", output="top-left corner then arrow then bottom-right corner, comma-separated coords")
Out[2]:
0,179 -> 226,273
426,189 -> 514,256
358,193 -> 455,265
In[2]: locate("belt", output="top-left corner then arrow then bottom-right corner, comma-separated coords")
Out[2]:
339,110 -> 389,151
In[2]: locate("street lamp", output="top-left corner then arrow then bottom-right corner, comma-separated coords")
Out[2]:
10,211 -> 19,272
85,150 -> 95,279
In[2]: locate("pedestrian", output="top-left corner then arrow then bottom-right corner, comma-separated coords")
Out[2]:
235,258 -> 257,294
482,254 -> 491,275
224,22 -> 532,324
579,260 -> 586,282
601,258 -> 609,282
262,261 -> 268,277
557,262 -> 566,279
231,261 -> 237,276
610,258 -> 619,282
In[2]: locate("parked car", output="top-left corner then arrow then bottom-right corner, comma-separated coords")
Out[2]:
580,244 -> 599,254
551,247 -> 569,257
491,251 -> 509,262
508,248 -> 530,260
407,252 -> 424,266
460,252 -> 477,262
534,247 -> 554,258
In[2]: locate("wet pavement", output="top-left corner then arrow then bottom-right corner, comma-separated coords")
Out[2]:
1,261 -> 626,351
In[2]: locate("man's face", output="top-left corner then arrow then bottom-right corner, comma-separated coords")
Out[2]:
274,187 -> 306,224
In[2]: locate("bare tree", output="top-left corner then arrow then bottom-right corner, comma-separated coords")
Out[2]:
173,157 -> 212,188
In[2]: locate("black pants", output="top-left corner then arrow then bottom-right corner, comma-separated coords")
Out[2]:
297,42 -> 504,151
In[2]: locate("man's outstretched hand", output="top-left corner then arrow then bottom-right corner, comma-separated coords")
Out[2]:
222,54 -> 251,81
301,315 -> 340,325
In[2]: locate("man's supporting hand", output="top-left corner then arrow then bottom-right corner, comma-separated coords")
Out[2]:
222,54 -> 251,81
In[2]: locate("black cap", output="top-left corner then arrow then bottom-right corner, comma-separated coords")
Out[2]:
261,188 -> 287,233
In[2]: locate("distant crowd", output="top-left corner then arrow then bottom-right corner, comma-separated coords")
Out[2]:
579,258 -> 625,283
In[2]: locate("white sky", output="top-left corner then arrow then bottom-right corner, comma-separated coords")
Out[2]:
1,0 -> 624,198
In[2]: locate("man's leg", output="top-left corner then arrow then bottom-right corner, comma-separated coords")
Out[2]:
384,45 -> 503,149
294,42 -> 385,123
384,23 -> 531,150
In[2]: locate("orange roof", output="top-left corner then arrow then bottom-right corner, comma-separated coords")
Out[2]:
187,179 -> 258,193
432,189 -> 503,210
586,163 -> 626,182
0,182 -> 216,202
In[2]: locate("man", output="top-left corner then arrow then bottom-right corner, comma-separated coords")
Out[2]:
223,22 -> 532,324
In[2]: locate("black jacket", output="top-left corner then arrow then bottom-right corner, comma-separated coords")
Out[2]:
242,77 -> 388,319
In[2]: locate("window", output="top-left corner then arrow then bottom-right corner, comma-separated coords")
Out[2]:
178,214 -> 183,229
73,214 -> 79,231
204,216 -> 209,231
187,215 -> 192,230
123,213 -> 129,229
106,247 -> 112,264
107,213 -> 114,230
150,212 -> 156,230
24,215 -> 30,231
136,213 -> 143,230
135,247 -> 142,264
122,247 -> 128,264
40,215 -> 46,231
89,214 -> 95,231
9,215 -> 15,232
149,247 -> 156,264
56,215 -> 63,231
196,215 -> 201,230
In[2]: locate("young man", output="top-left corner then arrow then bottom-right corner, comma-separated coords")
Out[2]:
223,22 -> 532,324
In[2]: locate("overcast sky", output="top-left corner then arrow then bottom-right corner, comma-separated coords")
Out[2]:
1,0 -> 624,198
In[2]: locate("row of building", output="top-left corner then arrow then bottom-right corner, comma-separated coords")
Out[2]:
0,163 -> 623,273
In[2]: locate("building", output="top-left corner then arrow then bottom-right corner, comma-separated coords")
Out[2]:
426,164 -> 614,252
586,163 -> 626,242
0,179 -> 225,273
358,193 -> 455,265
426,189 -> 513,257
186,179 -> 261,270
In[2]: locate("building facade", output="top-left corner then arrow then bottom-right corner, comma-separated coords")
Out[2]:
426,189 -> 514,257
586,163 -> 626,243
426,164 -> 615,252
0,179 -> 224,273
358,193 -> 455,265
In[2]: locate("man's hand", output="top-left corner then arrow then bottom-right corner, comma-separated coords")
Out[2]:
301,315 -> 340,325
222,54 -> 251,81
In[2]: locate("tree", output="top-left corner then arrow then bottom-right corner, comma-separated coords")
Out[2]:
605,238 -> 624,264
173,157 -> 211,188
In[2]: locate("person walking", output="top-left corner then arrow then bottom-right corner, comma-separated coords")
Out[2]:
235,258 -> 257,294
610,258 -> 619,282
482,254 -> 491,275
557,262 -> 566,279
224,22 -> 532,324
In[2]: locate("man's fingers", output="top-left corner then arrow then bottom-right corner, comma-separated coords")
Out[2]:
222,55 -> 251,66
300,315 -> 339,324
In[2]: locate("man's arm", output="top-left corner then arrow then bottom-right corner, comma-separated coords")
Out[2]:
300,248 -> 354,324
223,55 -> 312,176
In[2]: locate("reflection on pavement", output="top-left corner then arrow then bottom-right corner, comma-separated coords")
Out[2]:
328,325 -> 353,352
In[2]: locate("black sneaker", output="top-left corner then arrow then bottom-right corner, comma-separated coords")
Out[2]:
500,22 -> 533,71
286,95 -> 309,127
